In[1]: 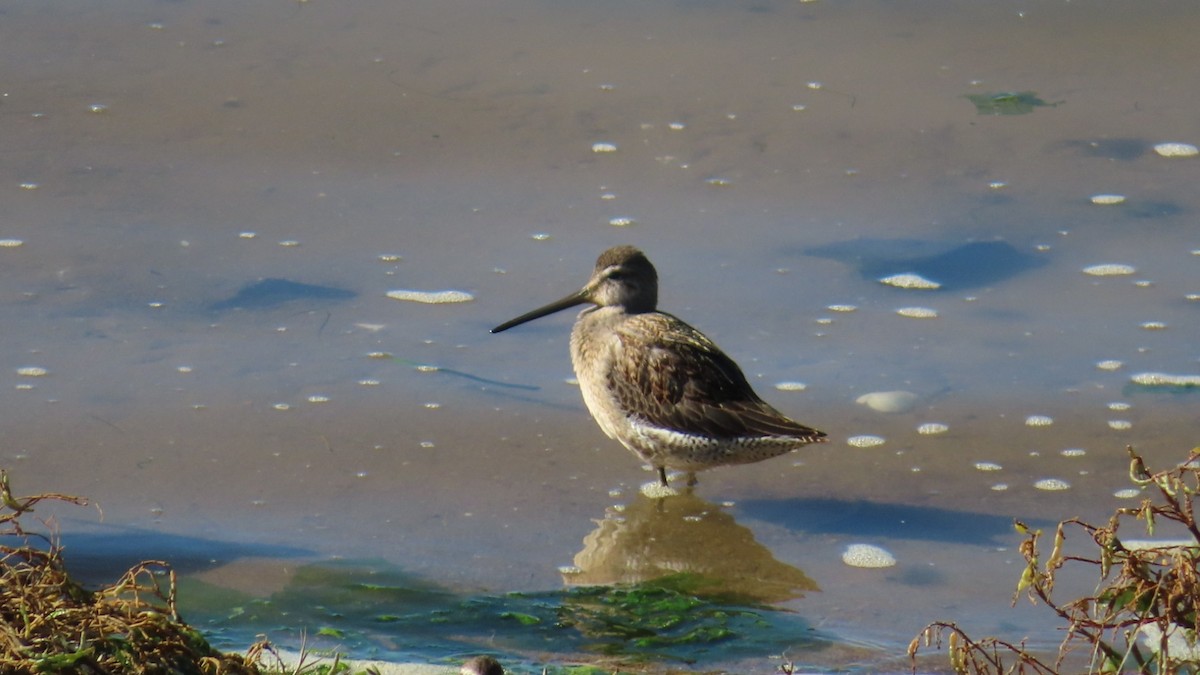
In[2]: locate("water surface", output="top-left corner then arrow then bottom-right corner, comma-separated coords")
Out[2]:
3,0 -> 1199,671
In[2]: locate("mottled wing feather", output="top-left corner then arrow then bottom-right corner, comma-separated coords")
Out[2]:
609,313 -> 824,441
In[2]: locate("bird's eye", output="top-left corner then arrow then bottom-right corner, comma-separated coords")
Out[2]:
608,270 -> 625,281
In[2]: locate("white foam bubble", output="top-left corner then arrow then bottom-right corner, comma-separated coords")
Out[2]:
880,273 -> 941,289
1083,263 -> 1136,276
847,435 -> 886,448
895,306 -> 938,318
1154,142 -> 1199,157
386,289 -> 474,304
1131,372 -> 1200,387
842,543 -> 896,568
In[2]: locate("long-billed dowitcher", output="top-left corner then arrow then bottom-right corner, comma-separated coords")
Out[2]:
491,245 -> 826,488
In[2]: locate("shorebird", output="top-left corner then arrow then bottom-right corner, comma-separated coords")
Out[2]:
460,655 -> 504,675
491,245 -> 826,488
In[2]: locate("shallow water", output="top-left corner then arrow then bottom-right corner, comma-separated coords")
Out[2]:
3,0 -> 1199,671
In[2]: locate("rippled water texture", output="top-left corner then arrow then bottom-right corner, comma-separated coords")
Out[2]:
3,0 -> 1199,671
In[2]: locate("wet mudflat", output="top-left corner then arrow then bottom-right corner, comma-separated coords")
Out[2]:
2,0 -> 1199,671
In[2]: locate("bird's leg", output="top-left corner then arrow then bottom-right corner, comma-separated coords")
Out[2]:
686,472 -> 698,487
657,466 -> 669,487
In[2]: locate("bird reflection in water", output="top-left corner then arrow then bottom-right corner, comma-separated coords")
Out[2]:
563,490 -> 818,604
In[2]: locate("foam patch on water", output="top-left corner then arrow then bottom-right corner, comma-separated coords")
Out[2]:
1083,263 -> 1136,276
1034,478 -> 1071,491
1090,194 -> 1126,205
1154,142 -> 1199,157
895,306 -> 938,318
1130,372 -> 1200,387
842,543 -> 896,568
1025,415 -> 1053,427
974,462 -> 1003,471
16,367 -> 48,377
917,423 -> 948,435
640,481 -> 680,499
774,381 -> 808,391
879,273 -> 941,290
1113,488 -> 1141,499
1123,539 -> 1196,551
847,435 -> 885,447
386,290 -> 475,304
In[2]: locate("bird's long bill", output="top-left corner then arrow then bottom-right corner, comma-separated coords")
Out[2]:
490,290 -> 589,333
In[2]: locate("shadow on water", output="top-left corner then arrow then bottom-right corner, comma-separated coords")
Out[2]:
208,278 -> 357,311
1049,137 -> 1149,162
48,522 -> 311,586
800,239 -> 1045,292
737,498 -> 1053,547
